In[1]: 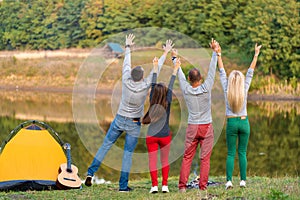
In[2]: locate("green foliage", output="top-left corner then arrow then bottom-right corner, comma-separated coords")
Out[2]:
267,189 -> 289,200
0,0 -> 299,80
79,0 -> 104,47
0,1 -> 25,50
55,0 -> 87,48
233,0 -> 300,79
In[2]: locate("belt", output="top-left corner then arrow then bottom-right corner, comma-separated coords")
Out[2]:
118,114 -> 140,122
132,118 -> 140,122
227,116 -> 247,120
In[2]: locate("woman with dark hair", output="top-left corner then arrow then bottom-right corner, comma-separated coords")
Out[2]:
142,56 -> 180,194
217,43 -> 262,189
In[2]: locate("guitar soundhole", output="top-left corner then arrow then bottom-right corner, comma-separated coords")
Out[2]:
67,169 -> 73,173
63,177 -> 76,182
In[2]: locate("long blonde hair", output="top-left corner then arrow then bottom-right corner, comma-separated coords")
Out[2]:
227,70 -> 245,113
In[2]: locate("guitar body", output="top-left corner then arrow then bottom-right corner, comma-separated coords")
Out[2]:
56,143 -> 82,189
56,163 -> 82,189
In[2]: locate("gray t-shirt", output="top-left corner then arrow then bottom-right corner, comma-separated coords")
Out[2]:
117,47 -> 166,118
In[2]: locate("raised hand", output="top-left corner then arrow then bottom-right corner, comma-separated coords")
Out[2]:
215,42 -> 221,54
250,43 -> 262,69
175,57 -> 181,69
125,34 -> 135,46
173,57 -> 181,75
209,38 -> 220,53
163,39 -> 174,53
153,56 -> 158,73
255,43 -> 262,56
171,49 -> 178,58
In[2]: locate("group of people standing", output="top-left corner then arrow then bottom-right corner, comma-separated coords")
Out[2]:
84,34 -> 262,193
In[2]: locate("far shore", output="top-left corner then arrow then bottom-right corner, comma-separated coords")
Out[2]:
0,85 -> 299,101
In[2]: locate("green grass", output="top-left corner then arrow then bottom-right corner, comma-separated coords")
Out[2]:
0,176 -> 299,200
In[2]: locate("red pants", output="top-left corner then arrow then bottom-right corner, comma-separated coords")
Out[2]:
146,133 -> 171,186
179,123 -> 214,190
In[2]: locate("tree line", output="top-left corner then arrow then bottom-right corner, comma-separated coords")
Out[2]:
0,0 -> 299,80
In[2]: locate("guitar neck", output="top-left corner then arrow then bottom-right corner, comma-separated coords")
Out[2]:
66,148 -> 72,172
64,143 -> 73,173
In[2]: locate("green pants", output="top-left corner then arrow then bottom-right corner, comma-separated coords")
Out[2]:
226,117 -> 250,181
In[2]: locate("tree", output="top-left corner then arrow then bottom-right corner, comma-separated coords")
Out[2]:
234,0 -> 300,80
0,1 -> 26,50
24,0 -> 61,50
55,0 -> 87,48
79,0 -> 105,47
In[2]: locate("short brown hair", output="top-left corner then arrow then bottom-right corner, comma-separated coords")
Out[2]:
131,66 -> 144,82
188,68 -> 201,83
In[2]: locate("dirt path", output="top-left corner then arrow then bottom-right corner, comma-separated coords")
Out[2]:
0,49 -> 92,59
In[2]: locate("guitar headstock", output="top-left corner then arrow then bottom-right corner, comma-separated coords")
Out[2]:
63,143 -> 71,150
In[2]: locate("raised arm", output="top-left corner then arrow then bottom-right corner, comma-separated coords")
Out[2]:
149,57 -> 158,101
249,43 -> 262,70
245,43 -> 262,91
166,57 -> 180,103
157,39 -> 174,73
171,49 -> 189,92
216,43 -> 228,92
122,34 -> 135,80
217,43 -> 223,69
144,39 -> 174,84
203,39 -> 219,90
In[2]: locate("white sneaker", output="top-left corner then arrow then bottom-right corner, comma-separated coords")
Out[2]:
162,185 -> 169,193
240,180 -> 246,188
149,186 -> 158,193
225,181 -> 233,190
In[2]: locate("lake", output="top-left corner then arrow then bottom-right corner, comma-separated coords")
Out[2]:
0,89 -> 299,183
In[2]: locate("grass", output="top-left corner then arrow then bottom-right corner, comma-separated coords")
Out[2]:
0,176 -> 299,200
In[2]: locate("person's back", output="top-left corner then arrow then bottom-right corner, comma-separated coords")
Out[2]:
85,35 -> 174,192
142,56 -> 180,194
174,39 -> 220,192
118,49 -> 165,118
179,83 -> 213,124
217,43 -> 262,190
176,51 -> 218,124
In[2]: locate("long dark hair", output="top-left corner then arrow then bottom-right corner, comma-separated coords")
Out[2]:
142,83 -> 168,124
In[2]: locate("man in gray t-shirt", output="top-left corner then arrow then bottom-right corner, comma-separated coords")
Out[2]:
85,34 -> 174,192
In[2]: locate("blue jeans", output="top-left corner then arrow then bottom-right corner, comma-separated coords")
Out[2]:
87,114 -> 141,189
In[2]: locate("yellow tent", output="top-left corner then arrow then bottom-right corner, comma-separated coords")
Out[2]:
0,120 -> 67,190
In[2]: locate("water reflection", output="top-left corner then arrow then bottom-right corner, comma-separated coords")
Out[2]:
0,90 -> 299,182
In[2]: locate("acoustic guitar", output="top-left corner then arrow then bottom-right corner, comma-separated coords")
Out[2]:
56,143 -> 82,189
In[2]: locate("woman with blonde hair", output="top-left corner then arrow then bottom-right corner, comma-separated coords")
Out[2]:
217,43 -> 262,189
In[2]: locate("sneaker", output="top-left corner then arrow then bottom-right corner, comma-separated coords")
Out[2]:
85,176 -> 92,187
240,180 -> 246,188
179,188 -> 186,193
149,186 -> 158,194
225,181 -> 233,190
162,185 -> 169,193
119,186 -> 133,192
